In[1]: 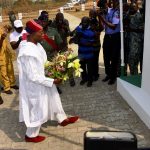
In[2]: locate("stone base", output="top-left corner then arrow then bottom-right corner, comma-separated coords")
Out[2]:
117,78 -> 150,129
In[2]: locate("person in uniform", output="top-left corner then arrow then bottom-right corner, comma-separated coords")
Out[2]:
51,13 -> 76,87
38,11 -> 63,61
128,2 -> 144,75
0,25 -> 18,94
99,0 -> 121,85
51,13 -> 70,52
139,0 -> 145,73
8,11 -> 16,28
89,9 -> 104,81
123,3 -> 131,76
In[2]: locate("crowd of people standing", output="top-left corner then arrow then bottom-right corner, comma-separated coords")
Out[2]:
0,0 -> 145,103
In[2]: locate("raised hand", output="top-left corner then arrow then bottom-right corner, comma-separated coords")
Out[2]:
1,33 -> 7,40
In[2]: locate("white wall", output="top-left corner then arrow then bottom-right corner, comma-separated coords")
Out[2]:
142,0 -> 150,94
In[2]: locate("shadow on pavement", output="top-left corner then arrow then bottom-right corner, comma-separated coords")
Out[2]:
0,107 -> 26,142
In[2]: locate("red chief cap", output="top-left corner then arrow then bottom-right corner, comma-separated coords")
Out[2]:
25,20 -> 43,34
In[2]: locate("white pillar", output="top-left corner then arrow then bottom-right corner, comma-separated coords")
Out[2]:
93,1 -> 96,9
142,0 -> 150,94
60,7 -> 64,13
0,16 -> 2,22
18,13 -> 22,20
81,4 -> 85,11
120,0 -> 125,67
39,10 -> 43,16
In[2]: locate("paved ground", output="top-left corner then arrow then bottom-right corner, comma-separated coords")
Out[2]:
0,13 -> 150,150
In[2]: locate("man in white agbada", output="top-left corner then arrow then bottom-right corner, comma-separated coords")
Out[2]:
17,20 -> 79,143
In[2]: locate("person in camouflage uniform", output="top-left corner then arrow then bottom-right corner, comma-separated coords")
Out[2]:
51,13 -> 76,87
38,13 -> 63,60
8,11 -> 16,29
41,27 -> 62,60
123,3 -> 131,76
128,2 -> 144,75
51,13 -> 70,52
139,0 -> 145,73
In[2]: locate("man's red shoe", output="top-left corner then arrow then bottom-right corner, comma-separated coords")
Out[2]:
25,135 -> 46,143
68,116 -> 79,123
59,116 -> 79,127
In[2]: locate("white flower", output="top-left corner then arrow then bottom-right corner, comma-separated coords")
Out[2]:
68,62 -> 74,68
45,61 -> 50,68
79,68 -> 83,72
75,71 -> 81,77
60,62 -> 64,66
67,54 -> 73,59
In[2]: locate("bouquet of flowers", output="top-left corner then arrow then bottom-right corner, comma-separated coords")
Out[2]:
45,50 -> 83,83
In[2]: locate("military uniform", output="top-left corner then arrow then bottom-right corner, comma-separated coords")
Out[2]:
41,27 -> 63,60
123,10 -> 131,76
0,28 -> 16,92
8,13 -> 16,28
51,19 -> 70,52
103,8 -> 121,81
128,11 -> 144,75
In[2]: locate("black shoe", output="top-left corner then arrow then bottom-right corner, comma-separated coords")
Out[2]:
0,96 -> 3,105
102,76 -> 110,82
69,79 -> 76,87
11,85 -> 19,90
108,79 -> 116,85
57,87 -> 62,94
93,76 -> 99,81
80,80 -> 87,85
4,90 -> 13,95
87,81 -> 92,87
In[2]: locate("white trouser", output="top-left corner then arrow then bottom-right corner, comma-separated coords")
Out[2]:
25,110 -> 67,138
56,113 -> 67,124
26,126 -> 41,138
25,114 -> 67,138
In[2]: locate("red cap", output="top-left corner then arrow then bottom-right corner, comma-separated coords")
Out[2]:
26,20 -> 43,34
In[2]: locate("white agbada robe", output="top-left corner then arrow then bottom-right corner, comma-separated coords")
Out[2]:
17,42 -> 67,128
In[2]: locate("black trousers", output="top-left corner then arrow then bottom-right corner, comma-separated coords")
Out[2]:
80,59 -> 94,82
93,47 -> 101,78
103,33 -> 121,80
